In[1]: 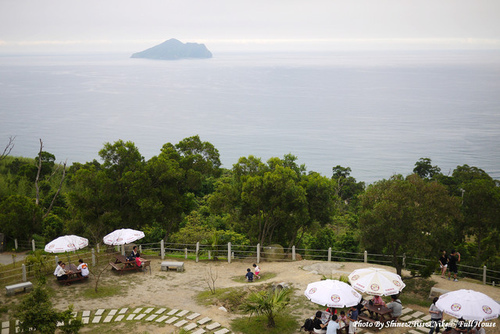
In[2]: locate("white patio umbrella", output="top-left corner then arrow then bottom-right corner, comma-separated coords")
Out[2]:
44,235 -> 89,253
304,279 -> 362,308
348,267 -> 405,296
102,228 -> 145,245
435,289 -> 500,321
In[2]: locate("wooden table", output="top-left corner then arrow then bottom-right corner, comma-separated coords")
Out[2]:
360,303 -> 392,323
110,255 -> 151,274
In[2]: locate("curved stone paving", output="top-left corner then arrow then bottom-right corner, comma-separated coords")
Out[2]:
0,305 -> 445,334
1,307 -> 231,334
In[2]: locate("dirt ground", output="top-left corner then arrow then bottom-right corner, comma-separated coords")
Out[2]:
3,258 -> 499,333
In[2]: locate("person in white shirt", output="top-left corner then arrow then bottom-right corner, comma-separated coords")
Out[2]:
53,260 -> 62,276
77,259 -> 89,277
326,315 -> 340,334
56,263 -> 69,281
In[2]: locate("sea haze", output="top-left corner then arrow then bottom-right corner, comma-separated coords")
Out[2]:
0,50 -> 499,184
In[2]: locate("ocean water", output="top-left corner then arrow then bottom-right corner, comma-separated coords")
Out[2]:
0,50 -> 499,184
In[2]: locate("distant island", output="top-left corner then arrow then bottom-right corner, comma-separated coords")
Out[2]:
131,39 -> 212,60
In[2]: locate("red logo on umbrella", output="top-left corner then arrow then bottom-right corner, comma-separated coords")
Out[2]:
351,275 -> 359,281
451,303 -> 462,311
309,288 -> 317,294
331,294 -> 341,303
370,284 -> 380,291
393,280 -> 401,287
482,305 -> 492,314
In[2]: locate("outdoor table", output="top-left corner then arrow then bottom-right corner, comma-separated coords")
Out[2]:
363,303 -> 392,322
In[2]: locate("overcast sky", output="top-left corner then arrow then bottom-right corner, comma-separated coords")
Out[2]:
1,0 -> 500,53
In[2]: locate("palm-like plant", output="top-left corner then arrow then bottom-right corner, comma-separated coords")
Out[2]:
241,287 -> 292,328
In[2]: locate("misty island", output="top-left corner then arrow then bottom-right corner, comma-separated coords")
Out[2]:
131,38 -> 212,60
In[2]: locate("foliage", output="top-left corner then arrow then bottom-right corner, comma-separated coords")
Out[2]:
24,249 -> 50,281
14,283 -> 82,334
231,313 -> 298,334
359,174 -> 462,275
241,287 -> 292,328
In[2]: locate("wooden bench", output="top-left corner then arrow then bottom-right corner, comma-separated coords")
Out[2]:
6,282 -> 33,296
161,261 -> 184,272
357,314 -> 378,324
57,275 -> 89,285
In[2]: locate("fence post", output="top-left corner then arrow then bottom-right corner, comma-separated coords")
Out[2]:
160,240 -> 165,260
32,239 -> 36,252
228,242 -> 232,264
22,264 -> 27,282
208,250 -> 211,260
139,245 -> 142,254
97,243 -> 100,253
257,243 -> 260,264
121,244 -> 125,256
185,248 -> 188,259
364,250 -> 367,263
403,253 -> 406,269
14,239 -> 18,250
483,266 -> 487,285
196,242 -> 200,263
328,248 -> 332,262
292,246 -> 296,261
55,255 -> 59,266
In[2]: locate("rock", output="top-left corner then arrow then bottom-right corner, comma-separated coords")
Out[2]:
218,306 -> 227,312
131,38 -> 212,60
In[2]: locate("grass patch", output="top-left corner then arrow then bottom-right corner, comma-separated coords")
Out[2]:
231,272 -> 277,283
80,285 -> 123,299
196,286 -> 256,312
400,277 -> 436,307
231,313 -> 298,334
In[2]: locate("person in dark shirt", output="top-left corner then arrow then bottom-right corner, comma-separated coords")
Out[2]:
245,268 -> 254,282
313,311 -> 327,333
439,250 -> 448,278
447,250 -> 461,281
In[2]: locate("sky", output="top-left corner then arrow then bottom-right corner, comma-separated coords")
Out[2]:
1,0 -> 500,53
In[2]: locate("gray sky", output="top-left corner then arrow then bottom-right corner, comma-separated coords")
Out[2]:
1,0 -> 499,53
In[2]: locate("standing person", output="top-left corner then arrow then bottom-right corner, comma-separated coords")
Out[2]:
439,250 -> 448,278
245,268 -> 254,282
348,305 -> 359,334
428,297 -> 443,334
326,315 -> 340,334
53,260 -> 62,276
447,249 -> 461,281
252,263 -> 261,279
77,259 -> 89,277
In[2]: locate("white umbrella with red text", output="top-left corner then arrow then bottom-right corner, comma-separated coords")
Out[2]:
304,279 -> 362,308
103,228 -> 145,245
348,267 -> 405,296
436,289 -> 500,321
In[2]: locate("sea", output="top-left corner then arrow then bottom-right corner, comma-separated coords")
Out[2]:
1,50 -> 499,184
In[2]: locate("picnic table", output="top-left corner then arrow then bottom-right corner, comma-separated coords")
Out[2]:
109,254 -> 151,274
57,263 -> 89,285
359,303 -> 392,325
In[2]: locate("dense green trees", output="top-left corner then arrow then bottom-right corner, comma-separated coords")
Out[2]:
0,140 -> 499,276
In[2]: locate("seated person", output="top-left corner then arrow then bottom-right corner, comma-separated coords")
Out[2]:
471,322 -> 485,334
386,295 -> 402,321
326,307 -> 337,316
326,315 -> 340,334
56,262 -> 70,281
356,297 -> 366,315
313,311 -> 327,334
53,260 -> 62,276
456,318 -> 470,333
245,268 -> 254,282
368,295 -> 386,319
77,259 -> 89,277
129,246 -> 140,260
338,311 -> 348,334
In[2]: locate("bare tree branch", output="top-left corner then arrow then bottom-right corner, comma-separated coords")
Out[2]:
0,136 -> 16,160
35,139 -> 43,206
43,160 -> 67,220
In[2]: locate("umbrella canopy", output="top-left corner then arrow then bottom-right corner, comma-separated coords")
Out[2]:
103,228 -> 145,245
348,267 -> 405,296
304,279 -> 362,308
435,289 -> 500,321
44,235 -> 89,253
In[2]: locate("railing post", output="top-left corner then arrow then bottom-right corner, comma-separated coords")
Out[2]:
32,239 -> 36,252
228,242 -> 232,264
184,248 -> 188,259
55,255 -> 59,266
257,243 -> 260,264
160,240 -> 165,260
328,247 -> 332,262
14,239 -> 18,250
292,246 -> 296,261
22,264 -> 27,282
403,253 -> 406,269
208,250 -> 211,260
92,248 -> 96,266
139,245 -> 142,254
121,244 -> 125,256
97,243 -> 100,253
364,250 -> 368,263
483,266 -> 487,285
196,242 -> 199,263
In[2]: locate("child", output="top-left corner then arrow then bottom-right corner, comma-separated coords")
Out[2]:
245,268 -> 254,282
252,263 -> 260,279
